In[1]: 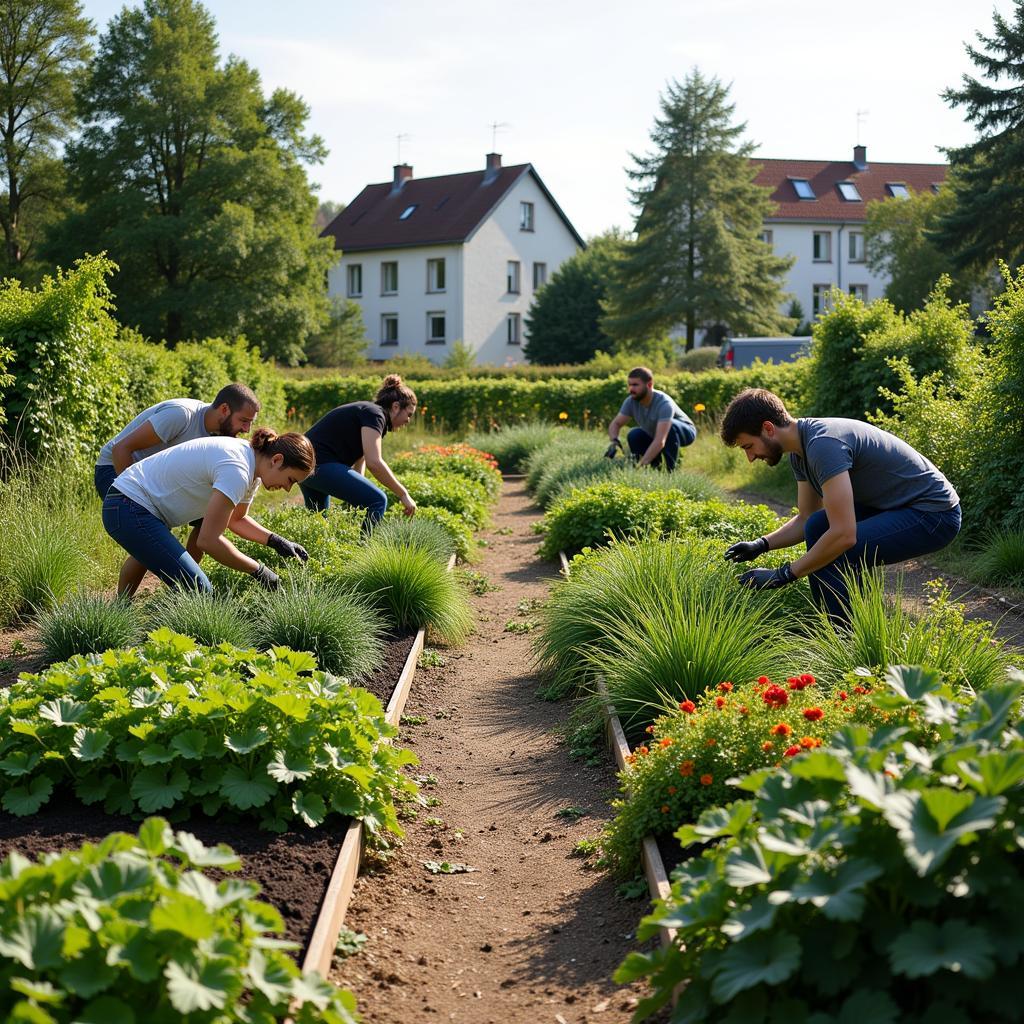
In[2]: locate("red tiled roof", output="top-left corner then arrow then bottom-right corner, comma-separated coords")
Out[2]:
752,157 -> 947,223
322,164 -> 584,251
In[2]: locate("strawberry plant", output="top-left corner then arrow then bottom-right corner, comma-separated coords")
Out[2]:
616,665 -> 1024,1023
0,630 -> 417,834
0,817 -> 359,1023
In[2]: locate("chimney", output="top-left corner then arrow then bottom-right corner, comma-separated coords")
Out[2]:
483,152 -> 501,184
392,164 -> 412,193
853,145 -> 867,171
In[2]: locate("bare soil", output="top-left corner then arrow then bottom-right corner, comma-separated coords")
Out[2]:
331,480 -> 658,1024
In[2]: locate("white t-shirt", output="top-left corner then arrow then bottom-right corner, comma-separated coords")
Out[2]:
97,399 -> 213,468
113,437 -> 260,527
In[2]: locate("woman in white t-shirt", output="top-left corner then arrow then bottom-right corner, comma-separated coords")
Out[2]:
102,428 -> 315,595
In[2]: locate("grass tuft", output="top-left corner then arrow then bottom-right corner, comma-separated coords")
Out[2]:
36,592 -> 142,663
145,588 -> 257,648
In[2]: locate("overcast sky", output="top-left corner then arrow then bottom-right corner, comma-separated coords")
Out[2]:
80,0 -> 1011,238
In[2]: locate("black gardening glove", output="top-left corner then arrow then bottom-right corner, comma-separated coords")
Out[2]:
267,533 -> 309,562
251,563 -> 282,591
604,439 -> 622,459
737,563 -> 797,591
724,536 -> 770,563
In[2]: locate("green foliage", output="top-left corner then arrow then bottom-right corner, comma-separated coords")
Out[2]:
523,230 -> 624,364
0,630 -> 417,834
677,346 -> 721,373
390,445 -> 503,502
370,516 -> 457,565
400,471 -> 491,530
0,818 -> 359,1023
36,593 -> 141,664
548,463 -> 726,509
0,254 -> 124,458
616,666 -> 1024,1023
2,517 -> 94,617
111,328 -> 185,417
536,482 -> 780,558
442,339 -> 477,372
304,297 -> 369,368
386,504 -> 473,563
972,527 -> 1024,587
464,422 -> 558,472
144,589 -> 257,648
604,70 -> 793,349
603,672 -> 885,874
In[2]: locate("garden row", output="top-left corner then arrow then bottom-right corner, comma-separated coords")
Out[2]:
509,426 -> 1020,1021
0,444 -> 501,1023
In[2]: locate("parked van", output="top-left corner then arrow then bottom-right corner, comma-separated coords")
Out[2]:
717,336 -> 811,370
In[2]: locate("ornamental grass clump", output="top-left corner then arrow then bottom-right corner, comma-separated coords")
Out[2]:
617,665 -> 1024,1023
0,818 -> 359,1024
145,588 -> 256,648
36,592 -> 142,664
370,515 -> 456,564
0,630 -> 417,834
972,526 -> 1024,588
602,671 -> 885,874
524,433 -> 605,502
0,517 -> 94,619
464,422 -> 558,472
256,581 -> 384,678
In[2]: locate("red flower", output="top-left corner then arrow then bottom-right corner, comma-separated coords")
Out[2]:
757,675 -> 770,685
679,700 -> 696,714
762,685 -> 789,708
784,745 -> 801,757
700,774 -> 713,786
838,691 -> 848,701
718,681 -> 734,693
803,708 -> 824,722
645,725 -> 655,734
770,722 -> 792,737
738,705 -> 749,715
705,738 -> 716,748
853,685 -> 869,695
679,760 -> 695,777
715,697 -> 726,709
801,674 -> 816,686
637,745 -> 649,756
762,741 -> 774,751
660,737 -> 673,748
667,785 -> 677,795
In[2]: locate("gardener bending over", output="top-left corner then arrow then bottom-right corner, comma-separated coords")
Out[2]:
300,374 -> 418,530
606,366 -> 697,470
103,430 -> 314,596
719,388 -> 961,623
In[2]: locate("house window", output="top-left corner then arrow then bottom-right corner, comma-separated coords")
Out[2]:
533,262 -> 547,289
520,201 -> 534,231
346,264 -> 362,297
813,231 -> 831,262
837,181 -> 862,201
380,314 -> 398,345
399,204 -> 418,220
507,313 -> 521,345
760,229 -> 773,247
887,182 -> 910,199
849,284 -> 868,302
381,261 -> 398,295
507,260 -> 521,294
791,178 -> 815,200
426,312 -> 446,344
812,285 -> 833,318
427,258 -> 446,293
848,232 -> 865,263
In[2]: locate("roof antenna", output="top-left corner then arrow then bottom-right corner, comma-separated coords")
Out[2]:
489,121 -> 510,151
396,132 -> 411,163
855,110 -> 869,146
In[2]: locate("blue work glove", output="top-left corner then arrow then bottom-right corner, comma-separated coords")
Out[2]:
724,537 -> 770,563
267,533 -> 309,562
737,563 -> 797,591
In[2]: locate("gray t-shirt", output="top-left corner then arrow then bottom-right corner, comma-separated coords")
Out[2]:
618,389 -> 695,437
97,399 -> 212,468
113,437 -> 260,527
790,417 -> 959,512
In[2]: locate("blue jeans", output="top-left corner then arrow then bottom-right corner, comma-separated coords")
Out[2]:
804,503 -> 962,623
102,491 -> 212,593
299,462 -> 388,531
627,421 -> 697,471
94,464 -> 116,500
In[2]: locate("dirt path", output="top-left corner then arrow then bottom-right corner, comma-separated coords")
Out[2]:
331,480 -> 653,1023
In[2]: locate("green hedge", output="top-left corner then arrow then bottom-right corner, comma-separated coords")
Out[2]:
284,362 -> 810,431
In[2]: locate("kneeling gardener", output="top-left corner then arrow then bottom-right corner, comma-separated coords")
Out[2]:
606,366 -> 697,470
719,388 -> 961,622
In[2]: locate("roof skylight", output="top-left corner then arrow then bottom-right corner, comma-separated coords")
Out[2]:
837,181 -> 862,201
887,183 -> 910,199
399,204 -> 418,220
791,178 -> 816,200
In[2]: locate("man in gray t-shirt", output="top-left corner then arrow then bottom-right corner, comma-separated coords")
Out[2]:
606,366 -> 697,471
717,388 -> 962,623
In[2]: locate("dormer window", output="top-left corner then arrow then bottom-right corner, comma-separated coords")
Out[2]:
791,178 -> 816,200
399,204 -> 418,220
887,183 -> 910,199
837,181 -> 861,201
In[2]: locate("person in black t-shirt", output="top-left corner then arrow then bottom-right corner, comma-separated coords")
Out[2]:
301,374 -> 418,530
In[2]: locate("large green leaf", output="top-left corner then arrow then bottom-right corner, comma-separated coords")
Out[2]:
808,989 -> 899,1024
247,947 -> 293,1005
0,750 -> 41,776
884,664 -> 944,702
58,951 -> 118,998
220,764 -> 276,810
10,976 -> 63,1004
71,728 -> 112,762
957,749 -> 1024,796
75,996 -> 135,1024
137,743 -> 177,766
151,893 -> 215,941
264,692 -> 310,720
129,766 -> 190,812
0,907 -> 64,970
721,895 -> 778,940
137,817 -> 173,855
164,957 -> 238,1013
170,730 -> 207,760
292,790 -> 327,827
172,831 -> 241,869
224,725 -> 270,754
786,857 -> 883,921
889,919 -> 995,979
38,698 -> 89,727
724,844 -> 772,888
267,748 -> 314,783
2,775 -> 54,816
710,931 -> 801,1003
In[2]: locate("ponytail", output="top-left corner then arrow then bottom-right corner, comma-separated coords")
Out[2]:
250,428 -> 316,472
375,373 -> 417,411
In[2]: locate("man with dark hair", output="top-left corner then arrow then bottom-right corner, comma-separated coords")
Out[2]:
606,366 -> 697,470
719,387 -> 962,622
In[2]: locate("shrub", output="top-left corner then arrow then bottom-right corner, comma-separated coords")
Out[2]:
256,582 -> 384,677
602,670 -> 886,873
0,818 -> 359,1024
617,665 -> 1024,1024
145,588 -> 257,648
464,422 -> 558,472
390,444 -> 502,501
36,593 -> 141,663
0,630 -> 416,834
677,346 -> 720,372
400,470 -> 491,530
536,482 -> 780,558
111,327 -> 185,419
548,463 -> 725,508
338,544 -> 472,643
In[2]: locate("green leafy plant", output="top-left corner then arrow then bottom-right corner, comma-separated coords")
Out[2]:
369,515 -> 456,564
0,630 -> 417,834
503,619 -> 536,634
145,589 -> 256,648
617,665 -> 1024,1023
390,444 -> 502,501
546,463 -> 726,510
400,471 -> 491,530
465,422 -> 559,472
419,648 -> 445,668
555,806 -> 587,821
334,928 -> 368,959
36,593 -> 141,664
423,861 -> 477,875
0,818 -> 359,1023
458,569 -> 499,595
2,517 -> 94,618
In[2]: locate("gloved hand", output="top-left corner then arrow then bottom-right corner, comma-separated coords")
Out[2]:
267,533 -> 309,562
251,562 -> 282,591
737,563 -> 797,591
604,439 -> 622,459
724,536 -> 770,563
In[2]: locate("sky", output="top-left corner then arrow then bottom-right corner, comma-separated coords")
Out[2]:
80,0 -> 1012,239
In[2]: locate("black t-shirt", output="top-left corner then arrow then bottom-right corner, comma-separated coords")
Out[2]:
306,401 -> 389,467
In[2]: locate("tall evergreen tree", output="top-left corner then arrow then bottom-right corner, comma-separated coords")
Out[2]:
935,3 -> 1024,272
0,0 -> 92,279
603,69 -> 792,351
47,0 -> 336,363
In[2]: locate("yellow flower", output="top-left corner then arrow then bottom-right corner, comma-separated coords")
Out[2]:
558,412 -> 568,421
694,403 -> 706,413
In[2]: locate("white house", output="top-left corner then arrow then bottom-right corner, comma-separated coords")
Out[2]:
752,145 -> 947,320
322,154 -> 584,363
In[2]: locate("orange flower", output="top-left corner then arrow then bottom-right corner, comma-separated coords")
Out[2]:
838,691 -> 848,701
770,723 -> 792,737
637,745 -> 649,756
660,737 -> 673,748
679,700 -> 696,714
661,805 -> 670,814
738,705 -> 749,715
803,708 -> 824,722
558,411 -> 569,421
700,774 -> 713,786
694,403 -> 706,413
705,738 -> 716,748
784,745 -> 801,757
718,681 -> 733,692
762,741 -> 774,751
715,697 -> 726,709
667,785 -> 677,795
679,760 -> 695,777
799,736 -> 820,749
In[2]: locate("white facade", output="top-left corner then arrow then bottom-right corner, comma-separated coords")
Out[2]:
327,170 -> 581,365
